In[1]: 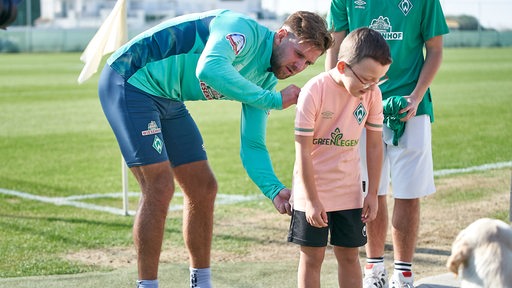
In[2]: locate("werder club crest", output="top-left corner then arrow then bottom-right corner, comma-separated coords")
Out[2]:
353,103 -> 366,125
398,0 -> 413,16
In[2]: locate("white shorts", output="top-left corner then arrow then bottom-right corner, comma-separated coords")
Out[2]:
360,115 -> 436,199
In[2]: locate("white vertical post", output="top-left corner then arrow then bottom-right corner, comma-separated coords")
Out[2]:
26,0 -> 33,52
122,156 -> 129,216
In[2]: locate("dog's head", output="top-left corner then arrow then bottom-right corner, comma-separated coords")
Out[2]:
446,218 -> 512,275
446,227 -> 471,275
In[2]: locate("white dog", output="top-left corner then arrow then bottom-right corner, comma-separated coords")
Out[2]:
446,218 -> 512,288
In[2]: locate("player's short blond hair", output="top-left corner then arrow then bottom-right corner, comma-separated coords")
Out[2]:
283,11 -> 334,54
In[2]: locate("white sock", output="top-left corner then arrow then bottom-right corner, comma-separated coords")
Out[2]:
394,260 -> 412,272
365,257 -> 385,270
190,267 -> 212,288
136,279 -> 158,288
367,257 -> 385,265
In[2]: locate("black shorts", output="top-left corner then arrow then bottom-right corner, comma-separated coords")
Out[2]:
287,208 -> 367,248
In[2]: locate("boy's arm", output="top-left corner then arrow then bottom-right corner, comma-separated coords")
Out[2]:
295,135 -> 328,228
362,129 -> 383,223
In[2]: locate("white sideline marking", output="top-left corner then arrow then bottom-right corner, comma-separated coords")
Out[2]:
0,161 -> 510,216
0,188 -> 262,216
0,188 -> 132,215
433,161 -> 512,177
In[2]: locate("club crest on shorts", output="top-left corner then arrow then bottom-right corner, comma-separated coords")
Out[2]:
153,135 -> 163,154
225,33 -> 246,55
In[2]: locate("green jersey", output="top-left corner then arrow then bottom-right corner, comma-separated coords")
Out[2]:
107,9 -> 286,199
327,0 -> 449,121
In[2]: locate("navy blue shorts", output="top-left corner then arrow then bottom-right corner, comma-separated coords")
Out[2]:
287,208 -> 367,248
98,65 -> 207,168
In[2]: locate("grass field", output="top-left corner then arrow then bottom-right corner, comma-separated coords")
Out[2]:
0,48 -> 511,284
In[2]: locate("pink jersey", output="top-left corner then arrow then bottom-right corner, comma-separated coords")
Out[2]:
292,71 -> 383,212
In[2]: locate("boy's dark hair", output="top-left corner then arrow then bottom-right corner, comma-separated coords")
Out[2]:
339,27 -> 392,65
283,11 -> 334,55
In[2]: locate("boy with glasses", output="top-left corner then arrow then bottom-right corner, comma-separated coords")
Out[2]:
288,27 -> 391,288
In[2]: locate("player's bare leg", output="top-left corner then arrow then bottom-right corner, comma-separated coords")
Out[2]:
365,195 -> 388,258
391,198 -> 420,263
334,246 -> 362,288
298,246 -> 325,288
363,195 -> 389,287
131,161 -> 175,281
174,160 -> 217,286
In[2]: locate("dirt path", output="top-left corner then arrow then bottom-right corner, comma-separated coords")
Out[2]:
65,169 -> 511,281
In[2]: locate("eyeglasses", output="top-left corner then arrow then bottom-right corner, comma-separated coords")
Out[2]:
346,64 -> 388,90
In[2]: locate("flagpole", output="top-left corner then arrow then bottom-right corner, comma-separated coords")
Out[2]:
78,0 -> 130,215
122,156 -> 129,216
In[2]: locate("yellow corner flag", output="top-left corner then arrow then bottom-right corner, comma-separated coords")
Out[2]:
78,0 -> 127,84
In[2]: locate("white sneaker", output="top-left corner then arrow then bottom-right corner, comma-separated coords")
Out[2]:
363,263 -> 388,288
389,270 -> 414,288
